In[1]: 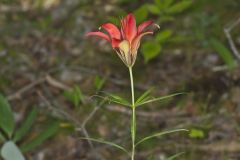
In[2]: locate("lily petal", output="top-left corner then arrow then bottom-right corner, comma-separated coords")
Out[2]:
112,38 -> 121,48
86,31 -> 111,42
131,31 -> 154,53
137,20 -> 153,34
101,23 -> 121,40
121,13 -> 137,43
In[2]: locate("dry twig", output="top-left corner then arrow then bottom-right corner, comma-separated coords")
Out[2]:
224,17 -> 240,60
7,75 -> 71,100
106,105 -> 186,120
7,78 -> 45,100
37,88 -> 103,158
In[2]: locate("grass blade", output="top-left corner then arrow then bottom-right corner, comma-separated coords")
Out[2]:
135,129 -> 188,147
20,120 -> 59,152
0,131 -> 6,143
0,94 -> 15,138
80,137 -> 129,155
13,107 -> 38,142
210,38 -> 236,69
64,86 -> 84,107
94,76 -> 106,91
166,152 -> 185,160
136,92 -> 185,107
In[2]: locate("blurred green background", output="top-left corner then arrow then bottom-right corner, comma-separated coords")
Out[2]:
0,0 -> 240,160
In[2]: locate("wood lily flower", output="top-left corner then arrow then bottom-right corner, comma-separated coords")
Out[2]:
86,13 -> 160,67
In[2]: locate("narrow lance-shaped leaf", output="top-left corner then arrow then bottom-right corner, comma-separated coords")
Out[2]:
94,76 -> 106,91
0,94 -> 15,138
166,152 -> 185,160
80,137 -> 129,155
95,92 -> 132,107
74,86 -> 85,105
135,92 -> 185,107
20,120 -> 60,152
63,86 -> 84,107
13,107 -> 38,142
0,131 -> 6,143
93,94 -> 131,107
107,93 -> 131,106
135,129 -> 188,147
135,88 -> 153,105
210,38 -> 236,69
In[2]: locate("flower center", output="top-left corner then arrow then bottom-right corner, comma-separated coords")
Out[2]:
119,40 -> 130,54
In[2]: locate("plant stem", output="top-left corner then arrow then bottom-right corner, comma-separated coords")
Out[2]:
129,67 -> 136,160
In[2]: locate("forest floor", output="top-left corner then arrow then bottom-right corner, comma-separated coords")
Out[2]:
1,0 -> 240,160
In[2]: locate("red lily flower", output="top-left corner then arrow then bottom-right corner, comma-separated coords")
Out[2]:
86,13 -> 160,67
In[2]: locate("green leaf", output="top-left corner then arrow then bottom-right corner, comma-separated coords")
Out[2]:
20,120 -> 59,152
166,152 -> 185,160
134,5 -> 148,23
80,137 -> 129,155
64,86 -> 84,107
156,29 -> 173,43
167,0 -> 192,14
135,88 -> 153,105
135,129 -> 188,147
154,0 -> 163,7
0,94 -> 15,138
163,0 -> 174,8
0,131 -> 5,143
1,141 -> 25,160
141,41 -> 162,63
158,15 -> 175,22
94,76 -> 106,92
108,16 -> 121,26
13,108 -> 38,142
154,0 -> 174,10
73,86 -> 84,106
168,35 -> 193,43
135,92 -> 185,107
147,4 -> 161,14
102,93 -> 131,107
210,38 -> 236,69
189,128 -> 205,139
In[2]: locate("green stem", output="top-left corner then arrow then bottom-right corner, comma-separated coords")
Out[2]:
129,67 -> 136,160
